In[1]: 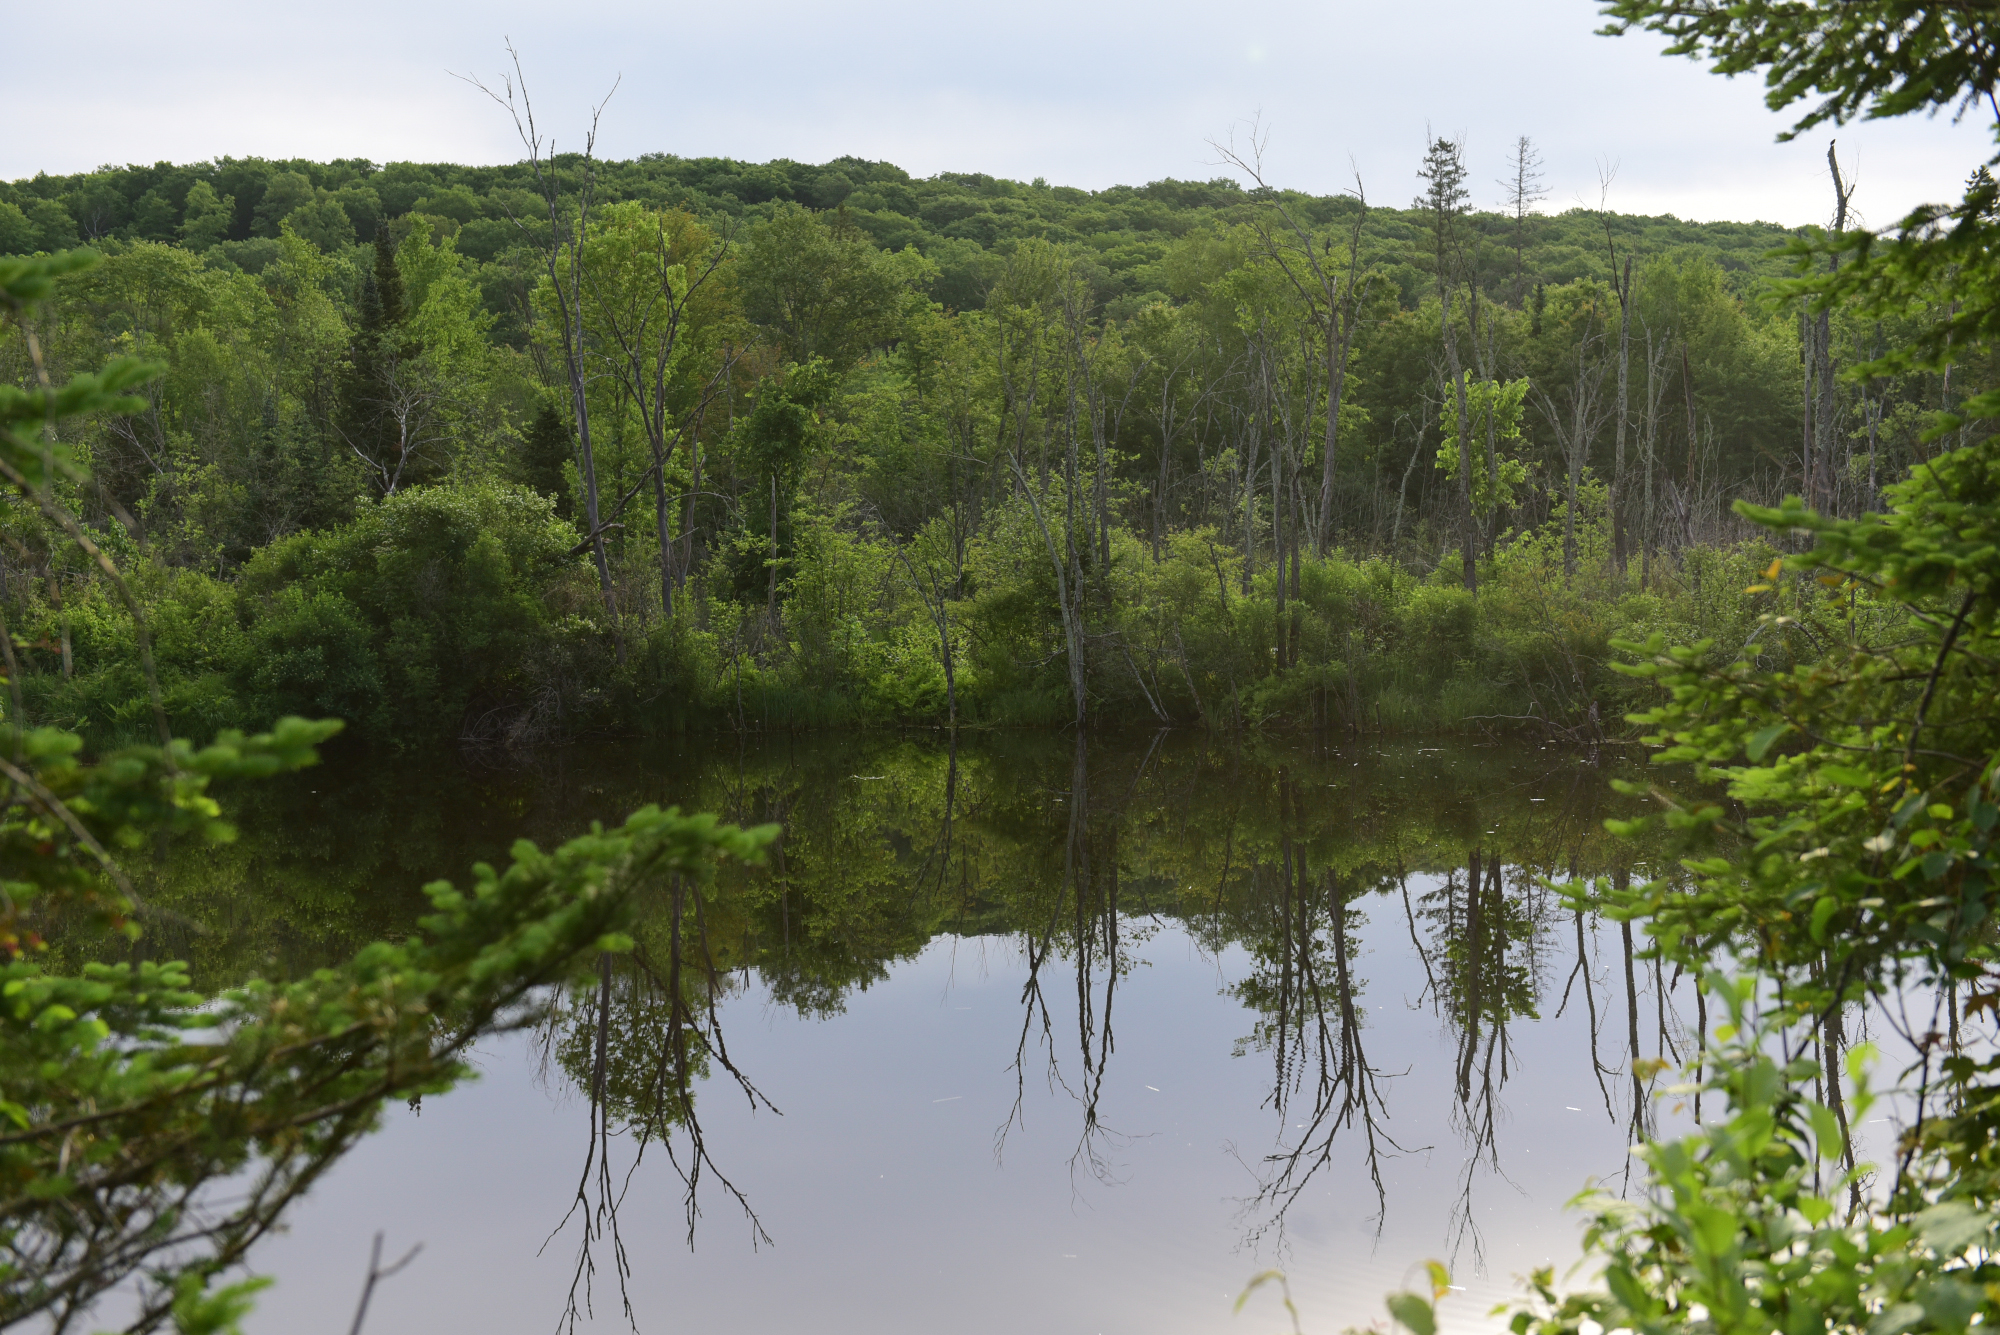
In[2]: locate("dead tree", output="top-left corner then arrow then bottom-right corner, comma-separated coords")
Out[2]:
463,46 -> 623,645
1809,142 -> 1858,514
1212,125 -> 1375,556
1533,314 -> 1613,579
1599,166 -> 1636,575
1498,136 -> 1549,305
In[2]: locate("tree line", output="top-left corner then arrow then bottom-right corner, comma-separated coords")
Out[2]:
0,125 -> 1986,745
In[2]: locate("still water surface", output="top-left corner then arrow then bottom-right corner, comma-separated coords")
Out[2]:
133,732 -> 1709,1334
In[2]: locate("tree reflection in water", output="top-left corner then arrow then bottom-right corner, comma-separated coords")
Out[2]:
130,731 -> 1696,1311
536,866 -> 779,1333
998,733 -> 1163,1194
1229,769 -> 1406,1252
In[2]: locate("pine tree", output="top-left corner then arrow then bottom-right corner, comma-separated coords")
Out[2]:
520,400 -> 574,518
372,225 -> 405,326
336,266 -> 387,470
1415,137 -> 1469,250
335,227 -> 428,496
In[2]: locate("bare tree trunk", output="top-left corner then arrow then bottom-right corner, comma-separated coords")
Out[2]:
1440,291 -> 1476,592
1566,394 -> 1583,579
1865,326 -> 1882,510
1802,301 -> 1816,501
765,472 -> 780,618
1153,365 -> 1173,562
1816,143 -> 1855,516
471,51 -> 623,651
1268,356 -> 1289,669
1480,312 -> 1502,553
1241,410 -> 1259,596
1681,344 -> 1700,544
1013,460 -> 1088,727
1535,322 -> 1608,582
652,452 -> 676,620
1639,326 -> 1669,585
1611,254 -> 1633,575
680,439 -> 703,594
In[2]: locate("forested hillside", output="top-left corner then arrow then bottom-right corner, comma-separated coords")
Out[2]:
0,144 -> 1982,745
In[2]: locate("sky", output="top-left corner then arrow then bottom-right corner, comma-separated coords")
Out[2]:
9,0 -> 1992,227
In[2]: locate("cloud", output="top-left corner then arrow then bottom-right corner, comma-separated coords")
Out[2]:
8,0 -> 1988,226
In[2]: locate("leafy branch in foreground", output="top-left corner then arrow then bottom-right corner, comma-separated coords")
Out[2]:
0,248 -> 779,1333
1599,0 -> 2000,422
1349,8 -> 2000,1332
1462,366 -> 2000,1335
2,803 -> 773,1333
1604,435 -> 1999,1007
1499,980 -> 1999,1335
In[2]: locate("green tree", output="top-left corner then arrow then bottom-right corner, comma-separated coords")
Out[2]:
740,203 -> 905,373
0,203 -> 34,256
177,180 -> 234,250
335,227 -> 413,493
728,358 -> 837,610
520,398 -> 575,516
25,198 -> 78,252
249,170 -> 312,238
569,202 -> 735,617
1437,377 -> 1530,520
0,250 -> 776,1332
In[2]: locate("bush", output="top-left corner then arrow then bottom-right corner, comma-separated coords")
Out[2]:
235,481 -> 592,744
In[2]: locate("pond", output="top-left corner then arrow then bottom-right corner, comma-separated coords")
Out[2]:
122,732 -> 1712,1334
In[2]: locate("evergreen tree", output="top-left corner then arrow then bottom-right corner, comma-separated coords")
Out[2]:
335,227 -> 429,496
520,400 -> 575,519
336,267 -> 387,468
372,224 -> 405,326
1414,137 -> 1469,241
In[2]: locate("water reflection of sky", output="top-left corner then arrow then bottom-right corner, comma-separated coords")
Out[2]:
244,891 -> 1698,1335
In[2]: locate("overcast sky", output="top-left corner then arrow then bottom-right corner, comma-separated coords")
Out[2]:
10,0 -> 1992,227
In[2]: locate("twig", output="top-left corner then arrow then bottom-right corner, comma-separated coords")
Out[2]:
347,1231 -> 423,1335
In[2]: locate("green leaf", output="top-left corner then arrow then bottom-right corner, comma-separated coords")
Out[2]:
1386,1291 -> 1437,1335
1869,1302 -> 1927,1335
170,1273 -> 272,1335
1687,1201 -> 1740,1255
1807,1101 -> 1841,1159
1915,1200 -> 1992,1254
1921,1276 -> 1984,1331
1746,723 -> 1790,761
1232,1270 -> 1286,1315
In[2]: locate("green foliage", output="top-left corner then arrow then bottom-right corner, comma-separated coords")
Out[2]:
235,481 -> 592,743
0,247 -> 778,1333
1363,10 -> 2000,1335
1606,438 -> 1999,998
1507,982 -> 1904,1335
1437,376 -> 1531,517
1,130 -> 1985,743
740,204 -> 908,373
519,398 -> 575,515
